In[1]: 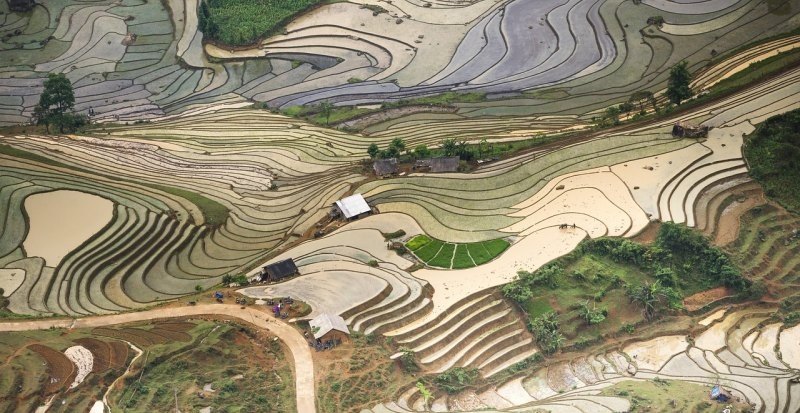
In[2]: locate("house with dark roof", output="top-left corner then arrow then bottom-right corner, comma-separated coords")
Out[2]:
259,258 -> 299,282
415,156 -> 460,173
373,158 -> 398,177
332,193 -> 371,220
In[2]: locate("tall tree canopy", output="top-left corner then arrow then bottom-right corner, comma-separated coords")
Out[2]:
666,61 -> 693,105
33,73 -> 85,133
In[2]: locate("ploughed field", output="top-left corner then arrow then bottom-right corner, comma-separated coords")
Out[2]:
0,0 -> 798,125
0,319 -> 292,413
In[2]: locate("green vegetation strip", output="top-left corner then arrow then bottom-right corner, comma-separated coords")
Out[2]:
502,223 -> 757,351
199,0 -> 320,46
744,108 -> 800,212
405,235 -> 509,269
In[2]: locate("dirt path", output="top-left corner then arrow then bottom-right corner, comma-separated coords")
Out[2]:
0,305 -> 315,413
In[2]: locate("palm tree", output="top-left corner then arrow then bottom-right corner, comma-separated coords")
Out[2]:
627,280 -> 680,320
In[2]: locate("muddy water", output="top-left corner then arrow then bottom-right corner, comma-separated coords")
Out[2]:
23,190 -> 113,267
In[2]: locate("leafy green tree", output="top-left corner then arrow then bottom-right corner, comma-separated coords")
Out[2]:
528,311 -> 565,354
441,138 -> 457,156
434,367 -> 479,394
605,106 -> 621,125
319,101 -> 334,125
626,280 -> 682,320
367,143 -> 379,159
414,144 -> 430,158
578,300 -> 607,325
389,137 -> 406,155
34,73 -> 86,133
666,61 -> 693,105
416,382 -> 432,410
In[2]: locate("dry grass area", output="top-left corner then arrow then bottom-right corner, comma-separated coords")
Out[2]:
315,332 -> 416,413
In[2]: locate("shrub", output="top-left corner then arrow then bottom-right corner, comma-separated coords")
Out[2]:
528,311 -> 564,354
434,367 -> 479,394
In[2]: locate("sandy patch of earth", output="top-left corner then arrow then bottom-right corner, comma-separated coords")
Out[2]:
0,269 -> 25,296
683,286 -> 735,311
624,335 -> 688,371
22,190 -> 113,266
714,193 -> 766,246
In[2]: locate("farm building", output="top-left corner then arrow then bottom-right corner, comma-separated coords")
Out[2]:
310,313 -> 350,342
416,156 -> 460,173
259,258 -> 299,282
672,122 -> 709,138
373,158 -> 398,177
332,193 -> 371,220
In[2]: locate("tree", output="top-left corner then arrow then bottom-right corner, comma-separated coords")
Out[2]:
34,73 -> 85,133
318,101 -> 334,125
604,106 -> 621,126
666,61 -> 693,105
416,382 -> 432,410
389,137 -> 406,155
578,300 -> 607,325
626,280 -> 682,320
528,311 -> 565,354
367,143 -> 379,158
441,138 -> 457,156
414,144 -> 430,158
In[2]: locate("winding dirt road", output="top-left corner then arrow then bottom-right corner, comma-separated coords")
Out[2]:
0,305 -> 315,413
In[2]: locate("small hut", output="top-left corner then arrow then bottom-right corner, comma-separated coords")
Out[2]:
309,313 -> 350,343
332,193 -> 371,220
373,158 -> 398,177
259,258 -> 299,282
415,156 -> 460,173
672,121 -> 709,138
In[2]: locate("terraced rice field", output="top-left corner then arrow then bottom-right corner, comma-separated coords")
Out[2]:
2,0 -> 800,410
405,235 -> 510,269
366,309 -> 800,412
0,0 -> 797,125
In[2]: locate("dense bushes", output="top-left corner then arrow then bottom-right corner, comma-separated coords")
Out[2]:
198,0 -> 320,46
528,312 -> 565,354
433,367 -> 479,394
744,109 -> 800,212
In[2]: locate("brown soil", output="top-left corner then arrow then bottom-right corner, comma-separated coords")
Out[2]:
630,221 -> 661,244
150,328 -> 192,342
683,286 -> 735,311
152,321 -> 195,332
27,344 -> 76,394
714,193 -> 767,246
108,340 -> 129,369
92,327 -> 153,347
73,338 -> 112,373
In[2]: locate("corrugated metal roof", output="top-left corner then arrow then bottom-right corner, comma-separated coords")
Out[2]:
309,313 -> 349,339
335,193 -> 370,219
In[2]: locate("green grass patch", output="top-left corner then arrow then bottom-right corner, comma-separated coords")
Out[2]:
414,239 -> 444,262
278,104 -> 374,126
405,234 -> 431,250
744,108 -> 800,213
600,379 -> 750,412
428,243 -> 456,268
503,223 -> 752,348
482,238 -> 510,257
406,236 -> 510,268
451,244 -> 475,269
712,49 -> 800,96
467,243 -> 492,265
199,0 -> 321,46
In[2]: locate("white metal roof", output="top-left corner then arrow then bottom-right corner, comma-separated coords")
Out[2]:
335,193 -> 370,219
309,313 -> 350,339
